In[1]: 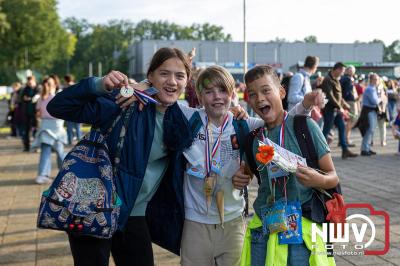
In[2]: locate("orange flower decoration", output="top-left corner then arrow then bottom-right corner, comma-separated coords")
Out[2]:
256,145 -> 274,164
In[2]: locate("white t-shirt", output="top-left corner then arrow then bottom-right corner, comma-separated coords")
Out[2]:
178,103 -> 310,224
179,105 -> 263,224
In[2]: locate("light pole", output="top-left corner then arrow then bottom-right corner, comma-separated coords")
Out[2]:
243,0 -> 248,75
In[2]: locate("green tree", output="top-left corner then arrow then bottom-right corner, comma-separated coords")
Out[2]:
369,39 -> 390,61
63,17 -> 90,39
304,35 -> 317,43
270,37 -> 288,43
133,20 -> 232,41
0,0 -> 72,83
385,40 -> 400,62
0,0 -> 9,34
64,19 -> 135,79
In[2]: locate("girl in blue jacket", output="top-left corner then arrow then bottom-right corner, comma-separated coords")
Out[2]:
47,47 -> 195,266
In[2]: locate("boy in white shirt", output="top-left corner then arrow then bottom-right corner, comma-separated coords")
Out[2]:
179,66 -> 319,266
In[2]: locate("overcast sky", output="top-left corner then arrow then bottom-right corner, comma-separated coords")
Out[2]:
57,0 -> 399,45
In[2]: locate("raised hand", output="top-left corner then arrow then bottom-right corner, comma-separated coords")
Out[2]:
303,89 -> 325,109
102,70 -> 129,91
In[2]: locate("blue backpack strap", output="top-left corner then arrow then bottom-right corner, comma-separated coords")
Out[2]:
188,111 -> 203,139
232,119 -> 251,216
232,119 -> 250,161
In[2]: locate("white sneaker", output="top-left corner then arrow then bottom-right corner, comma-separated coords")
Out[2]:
36,175 -> 52,184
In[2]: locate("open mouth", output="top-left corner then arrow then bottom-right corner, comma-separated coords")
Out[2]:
163,87 -> 177,94
258,105 -> 271,115
212,103 -> 224,108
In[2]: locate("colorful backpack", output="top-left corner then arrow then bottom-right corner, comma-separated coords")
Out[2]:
37,105 -> 134,239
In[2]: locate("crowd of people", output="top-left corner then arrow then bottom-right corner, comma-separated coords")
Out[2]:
2,47 -> 400,266
6,74 -> 81,184
278,57 -> 400,157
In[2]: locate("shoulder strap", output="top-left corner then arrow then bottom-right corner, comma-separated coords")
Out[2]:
293,115 -> 318,169
232,119 -> 251,217
294,115 -> 342,195
232,119 -> 250,161
244,127 -> 262,185
113,105 -> 135,168
188,111 -> 202,139
299,72 -> 307,92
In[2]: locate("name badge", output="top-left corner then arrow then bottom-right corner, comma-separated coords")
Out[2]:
211,159 -> 222,175
267,163 -> 289,179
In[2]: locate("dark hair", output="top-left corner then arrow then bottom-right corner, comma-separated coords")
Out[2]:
64,74 -> 75,83
50,74 -> 61,87
244,65 -> 281,88
41,77 -> 50,97
147,47 -> 191,79
304,56 -> 319,69
333,62 -> 346,70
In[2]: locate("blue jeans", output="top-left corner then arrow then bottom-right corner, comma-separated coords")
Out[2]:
250,229 -> 310,266
66,121 -> 82,144
388,100 -> 397,122
323,110 -> 348,150
361,111 -> 377,152
38,142 -> 65,177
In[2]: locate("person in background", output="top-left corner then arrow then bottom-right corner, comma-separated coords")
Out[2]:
184,48 -> 201,108
386,79 -> 398,124
321,62 -> 358,159
50,74 -> 63,92
311,73 -> 325,129
354,75 -> 366,119
8,82 -> 23,137
287,56 -> 319,111
63,74 -> 82,145
185,68 -> 201,108
376,78 -> 388,146
34,77 -> 67,184
391,101 -> 400,156
340,65 -> 358,147
21,76 -> 39,152
280,71 -> 294,111
357,73 -> 380,156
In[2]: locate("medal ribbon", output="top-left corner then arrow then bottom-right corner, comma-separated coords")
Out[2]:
205,115 -> 229,176
263,111 -> 289,203
133,89 -> 160,105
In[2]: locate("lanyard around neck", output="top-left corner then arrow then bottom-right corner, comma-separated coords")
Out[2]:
278,111 -> 289,147
205,115 -> 229,176
262,111 -> 289,203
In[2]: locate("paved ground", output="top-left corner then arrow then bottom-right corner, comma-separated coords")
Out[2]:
0,129 -> 399,266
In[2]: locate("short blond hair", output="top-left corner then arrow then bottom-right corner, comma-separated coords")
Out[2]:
195,66 -> 235,96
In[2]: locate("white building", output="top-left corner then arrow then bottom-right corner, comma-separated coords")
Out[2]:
128,40 -> 384,80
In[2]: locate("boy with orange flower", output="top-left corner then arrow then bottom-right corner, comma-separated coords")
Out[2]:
241,65 -> 339,266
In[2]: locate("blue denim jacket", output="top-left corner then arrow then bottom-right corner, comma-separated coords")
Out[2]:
362,85 -> 379,109
47,77 -> 193,255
